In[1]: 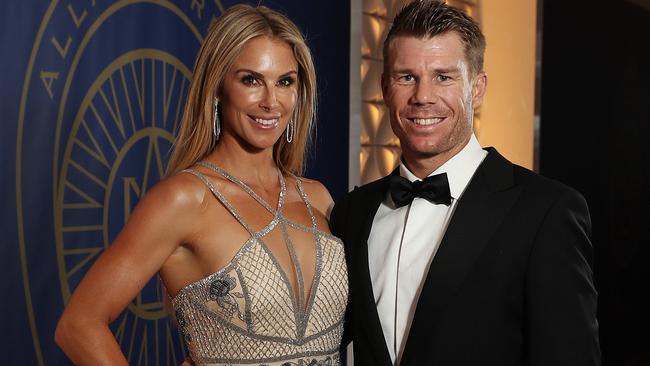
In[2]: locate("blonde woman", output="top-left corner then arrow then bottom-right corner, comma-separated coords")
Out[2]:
55,5 -> 348,365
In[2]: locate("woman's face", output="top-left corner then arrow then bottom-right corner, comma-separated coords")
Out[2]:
218,36 -> 299,151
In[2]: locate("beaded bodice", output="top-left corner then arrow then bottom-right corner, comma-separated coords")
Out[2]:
172,162 -> 348,366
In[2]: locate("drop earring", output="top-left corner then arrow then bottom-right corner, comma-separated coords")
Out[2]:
213,97 -> 220,141
286,120 -> 294,143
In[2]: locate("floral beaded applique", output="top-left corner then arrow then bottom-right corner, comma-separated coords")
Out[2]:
208,274 -> 245,321
273,356 -> 332,366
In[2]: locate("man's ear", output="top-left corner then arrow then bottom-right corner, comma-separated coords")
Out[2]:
381,72 -> 388,104
471,71 -> 487,108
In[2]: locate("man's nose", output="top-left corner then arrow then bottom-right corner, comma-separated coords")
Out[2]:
411,79 -> 438,104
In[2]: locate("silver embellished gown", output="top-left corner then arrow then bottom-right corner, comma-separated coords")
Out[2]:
171,162 -> 349,366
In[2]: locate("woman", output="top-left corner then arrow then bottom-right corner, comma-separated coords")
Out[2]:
55,5 -> 348,365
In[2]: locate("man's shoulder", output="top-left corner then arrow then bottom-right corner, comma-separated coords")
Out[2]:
330,174 -> 392,239
509,160 -> 586,203
482,147 -> 585,204
336,174 -> 391,203
352,175 -> 392,195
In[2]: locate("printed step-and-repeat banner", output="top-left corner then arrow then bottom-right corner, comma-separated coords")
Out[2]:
1,1 -> 349,364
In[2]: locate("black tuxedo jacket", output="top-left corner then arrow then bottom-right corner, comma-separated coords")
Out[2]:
330,148 -> 600,366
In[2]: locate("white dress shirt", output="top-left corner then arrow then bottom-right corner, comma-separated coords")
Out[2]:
367,135 -> 487,364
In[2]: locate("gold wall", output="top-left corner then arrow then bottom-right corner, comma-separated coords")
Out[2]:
479,0 -> 537,169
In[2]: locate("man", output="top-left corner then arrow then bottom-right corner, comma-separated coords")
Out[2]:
330,1 -> 600,365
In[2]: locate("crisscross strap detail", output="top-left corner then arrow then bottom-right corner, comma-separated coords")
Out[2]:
197,161 -> 284,216
188,163 -> 310,310
181,163 -> 331,340
291,175 -> 318,230
169,166 -> 348,364
182,169 -> 262,237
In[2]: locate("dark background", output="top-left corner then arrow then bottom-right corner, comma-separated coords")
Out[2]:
540,0 -> 650,364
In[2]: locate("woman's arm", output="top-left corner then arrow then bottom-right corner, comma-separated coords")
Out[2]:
55,173 -> 205,365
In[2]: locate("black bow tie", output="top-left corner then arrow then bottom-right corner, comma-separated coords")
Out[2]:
389,173 -> 452,208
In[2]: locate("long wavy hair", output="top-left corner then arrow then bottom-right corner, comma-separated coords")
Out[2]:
166,5 -> 317,176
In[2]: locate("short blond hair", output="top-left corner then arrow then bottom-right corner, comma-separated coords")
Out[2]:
383,0 -> 486,77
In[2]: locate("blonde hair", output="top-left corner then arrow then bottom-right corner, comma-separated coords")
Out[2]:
166,5 -> 317,176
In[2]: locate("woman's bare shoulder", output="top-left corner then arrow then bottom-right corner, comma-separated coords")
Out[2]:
138,171 -> 211,215
291,176 -> 334,217
111,171 -> 212,251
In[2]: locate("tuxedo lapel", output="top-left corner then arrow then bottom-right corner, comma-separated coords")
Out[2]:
400,148 -> 522,364
349,171 -> 396,365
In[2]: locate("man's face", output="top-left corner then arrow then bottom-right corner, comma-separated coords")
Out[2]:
382,32 -> 486,163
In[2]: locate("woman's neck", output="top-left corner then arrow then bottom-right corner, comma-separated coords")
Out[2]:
204,137 -> 279,185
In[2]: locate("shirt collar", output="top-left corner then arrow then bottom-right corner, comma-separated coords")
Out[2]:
399,134 -> 487,200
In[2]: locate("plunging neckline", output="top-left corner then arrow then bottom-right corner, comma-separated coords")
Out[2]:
175,163 -> 322,337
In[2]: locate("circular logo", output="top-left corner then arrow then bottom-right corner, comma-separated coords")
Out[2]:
17,1 -> 223,364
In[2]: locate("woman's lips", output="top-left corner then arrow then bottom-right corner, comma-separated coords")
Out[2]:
248,115 -> 280,129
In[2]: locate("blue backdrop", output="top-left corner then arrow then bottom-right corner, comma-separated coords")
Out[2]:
0,1 -> 350,364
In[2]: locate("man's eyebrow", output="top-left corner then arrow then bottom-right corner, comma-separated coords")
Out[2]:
432,66 -> 461,74
390,68 -> 416,74
389,66 -> 462,75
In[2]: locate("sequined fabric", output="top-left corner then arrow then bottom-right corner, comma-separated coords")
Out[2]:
172,163 -> 348,366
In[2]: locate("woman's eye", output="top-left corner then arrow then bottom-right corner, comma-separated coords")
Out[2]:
242,75 -> 260,86
279,77 -> 295,87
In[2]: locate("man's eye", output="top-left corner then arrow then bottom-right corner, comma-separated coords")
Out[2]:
242,75 -> 260,86
398,75 -> 415,83
437,74 -> 451,82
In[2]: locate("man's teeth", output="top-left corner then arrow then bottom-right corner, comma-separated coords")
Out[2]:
254,118 -> 278,125
412,118 -> 443,125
